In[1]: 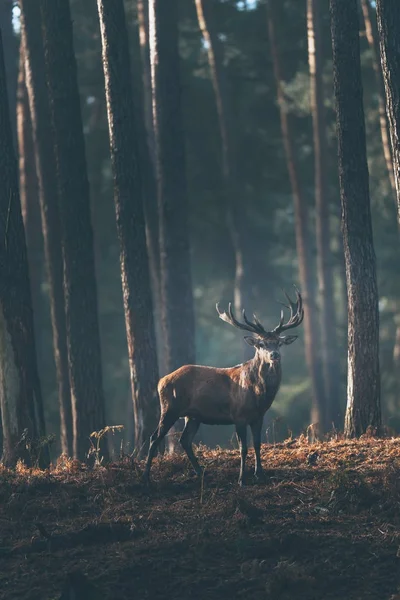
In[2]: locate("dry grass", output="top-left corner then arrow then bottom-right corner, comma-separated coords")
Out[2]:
1,437 -> 400,599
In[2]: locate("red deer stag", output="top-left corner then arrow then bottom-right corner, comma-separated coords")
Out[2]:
143,287 -> 304,485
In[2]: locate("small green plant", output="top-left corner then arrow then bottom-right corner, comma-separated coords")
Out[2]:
88,425 -> 124,466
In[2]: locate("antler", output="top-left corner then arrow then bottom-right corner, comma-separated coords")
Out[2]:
216,302 -> 268,337
271,285 -> 304,334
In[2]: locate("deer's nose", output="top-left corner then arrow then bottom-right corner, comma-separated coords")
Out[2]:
270,351 -> 280,361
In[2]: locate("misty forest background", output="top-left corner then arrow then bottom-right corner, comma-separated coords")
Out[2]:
1,0 -> 398,459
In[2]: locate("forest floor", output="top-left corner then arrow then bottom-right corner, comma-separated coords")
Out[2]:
1,437 -> 400,600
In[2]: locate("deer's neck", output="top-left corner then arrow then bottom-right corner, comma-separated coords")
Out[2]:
248,354 -> 282,400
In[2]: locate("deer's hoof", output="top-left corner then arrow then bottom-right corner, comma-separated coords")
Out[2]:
254,471 -> 266,484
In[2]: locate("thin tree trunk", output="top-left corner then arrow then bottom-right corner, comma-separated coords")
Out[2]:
0,0 -> 18,148
376,0 -> 400,226
20,0 -> 73,457
97,0 -> 159,453
40,0 -> 106,461
0,27 -> 48,467
307,0 -> 341,429
149,0 -> 196,452
267,0 -> 326,432
135,0 -> 164,373
17,45 -> 43,327
137,0 -> 156,168
330,0 -> 381,437
361,0 -> 396,193
195,0 -> 254,362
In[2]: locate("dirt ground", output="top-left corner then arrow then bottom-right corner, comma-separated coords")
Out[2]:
1,436 -> 400,599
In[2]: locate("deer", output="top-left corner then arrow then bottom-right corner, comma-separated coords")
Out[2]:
143,286 -> 304,486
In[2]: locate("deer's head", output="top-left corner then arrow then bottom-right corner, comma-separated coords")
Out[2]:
216,286 -> 304,366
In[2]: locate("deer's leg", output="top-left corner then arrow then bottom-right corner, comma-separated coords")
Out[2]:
250,418 -> 264,481
235,424 -> 248,486
180,417 -> 202,476
143,411 -> 177,482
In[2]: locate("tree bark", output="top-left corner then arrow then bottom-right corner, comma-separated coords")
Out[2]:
149,0 -> 196,452
96,0 -> 159,453
330,0 -> 381,437
20,0 -> 73,457
307,0 -> 341,429
194,0 -> 254,362
40,0 -> 106,460
0,27 -> 48,467
376,0 -> 400,226
267,0 -> 326,432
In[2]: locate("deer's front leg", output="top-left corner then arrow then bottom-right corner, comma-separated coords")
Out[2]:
250,418 -> 264,481
235,424 -> 248,486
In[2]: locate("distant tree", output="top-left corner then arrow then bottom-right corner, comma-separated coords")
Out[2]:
20,0 -> 73,456
16,42 -> 43,338
307,0 -> 341,428
267,0 -> 326,433
0,28 -> 47,467
149,0 -> 196,452
330,0 -> 381,437
41,0 -> 106,460
0,0 -> 18,147
134,0 -> 163,371
137,0 -> 155,168
361,0 -> 395,193
96,0 -> 159,452
195,0 -> 255,361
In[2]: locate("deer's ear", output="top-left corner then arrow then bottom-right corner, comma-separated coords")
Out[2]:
244,336 -> 259,347
279,335 -> 298,346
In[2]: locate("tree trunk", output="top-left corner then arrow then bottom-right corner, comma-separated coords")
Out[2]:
17,39 -> 48,416
267,0 -> 326,432
149,0 -> 196,452
361,0 -> 396,193
194,0 -> 254,362
307,0 -> 341,429
0,28 -> 48,467
135,0 -> 164,373
96,0 -> 159,453
0,0 -> 18,148
330,0 -> 381,437
20,0 -> 73,457
40,0 -> 106,461
376,0 -> 400,225
362,0 -> 400,396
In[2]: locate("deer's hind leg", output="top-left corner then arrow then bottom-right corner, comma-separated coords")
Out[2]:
143,410 -> 178,482
180,417 -> 202,476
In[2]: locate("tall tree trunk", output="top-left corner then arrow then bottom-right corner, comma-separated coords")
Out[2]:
40,0 -> 106,461
195,0 -> 254,362
135,0 -> 164,373
96,0 -> 159,453
267,0 -> 326,432
0,0 -> 17,148
376,0 -> 400,226
330,0 -> 381,437
361,0 -> 396,193
149,0 -> 196,452
20,0 -> 73,457
17,40 -> 47,410
361,0 -> 400,393
307,0 -> 341,428
0,28 -> 48,467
